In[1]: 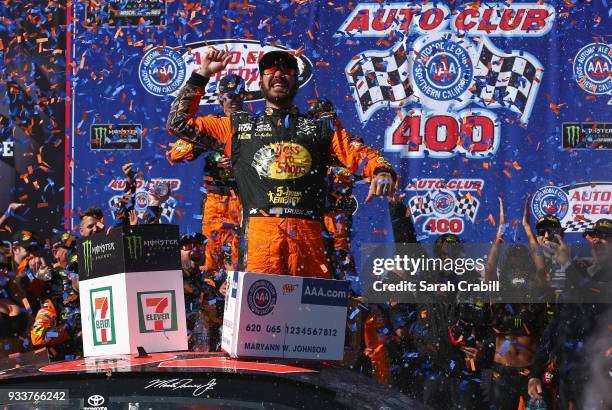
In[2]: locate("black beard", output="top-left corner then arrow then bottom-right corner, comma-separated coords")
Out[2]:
261,81 -> 298,106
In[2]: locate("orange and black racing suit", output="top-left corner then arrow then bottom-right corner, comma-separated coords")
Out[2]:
167,73 -> 396,278
30,268 -> 81,361
168,139 -> 242,273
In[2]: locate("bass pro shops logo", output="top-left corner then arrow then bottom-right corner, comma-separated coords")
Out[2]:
137,291 -> 178,333
247,280 -> 277,316
90,287 -> 116,346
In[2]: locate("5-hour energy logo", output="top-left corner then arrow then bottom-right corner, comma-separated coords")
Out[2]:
407,178 -> 484,236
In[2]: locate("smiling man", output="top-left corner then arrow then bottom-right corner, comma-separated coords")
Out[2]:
167,48 -> 397,278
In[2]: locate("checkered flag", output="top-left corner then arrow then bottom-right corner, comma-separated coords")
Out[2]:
408,192 -> 435,219
472,39 -> 542,123
346,40 -> 413,122
564,218 -> 593,233
453,194 -> 479,222
160,197 -> 177,222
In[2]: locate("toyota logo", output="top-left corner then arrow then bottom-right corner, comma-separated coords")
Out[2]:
88,395 -> 105,406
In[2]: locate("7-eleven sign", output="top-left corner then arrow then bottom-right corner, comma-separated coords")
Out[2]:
137,291 -> 178,333
90,287 -> 116,346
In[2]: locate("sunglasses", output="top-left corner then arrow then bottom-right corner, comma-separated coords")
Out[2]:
261,66 -> 296,77
536,227 -> 563,237
181,243 -> 204,252
220,91 -> 245,100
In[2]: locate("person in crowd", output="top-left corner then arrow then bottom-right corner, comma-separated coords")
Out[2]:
409,233 -> 491,410
0,297 -> 31,358
166,48 -> 396,278
79,207 -> 105,237
167,74 -> 245,275
532,213 -> 571,290
484,197 -> 552,409
180,233 -> 220,351
528,218 -> 612,410
30,231 -> 81,361
0,202 -> 25,231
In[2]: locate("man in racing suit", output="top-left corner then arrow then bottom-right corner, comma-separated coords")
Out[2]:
166,49 -> 396,278
167,74 -> 245,273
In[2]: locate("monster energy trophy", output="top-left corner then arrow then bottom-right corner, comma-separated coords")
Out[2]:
77,224 -> 188,357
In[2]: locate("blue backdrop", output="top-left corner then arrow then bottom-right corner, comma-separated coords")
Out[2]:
69,1 -> 611,254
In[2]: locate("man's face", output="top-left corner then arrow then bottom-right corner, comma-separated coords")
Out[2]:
180,242 -> 204,269
220,93 -> 244,116
11,245 -> 28,264
588,235 -> 611,269
259,65 -> 298,105
79,216 -> 102,237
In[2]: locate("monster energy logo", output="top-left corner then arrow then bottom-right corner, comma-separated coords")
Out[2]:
126,235 -> 143,259
514,317 -> 522,329
564,124 -> 582,147
82,240 -> 93,274
92,126 -> 108,140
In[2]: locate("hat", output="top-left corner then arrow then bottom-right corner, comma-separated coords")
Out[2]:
307,99 -> 335,118
435,233 -> 462,245
583,218 -> 612,238
535,215 -> 562,230
218,74 -> 246,96
51,231 -> 76,249
180,233 -> 206,247
12,230 -> 40,249
258,50 -> 298,73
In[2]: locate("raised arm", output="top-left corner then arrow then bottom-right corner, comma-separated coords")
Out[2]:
522,196 -> 546,277
485,196 -> 505,282
329,117 -> 397,201
166,49 -> 233,155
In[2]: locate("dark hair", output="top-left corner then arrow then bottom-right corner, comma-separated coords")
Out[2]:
80,207 -> 103,221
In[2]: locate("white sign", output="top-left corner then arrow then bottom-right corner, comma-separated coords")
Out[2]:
222,271 -> 349,361
80,270 -> 187,357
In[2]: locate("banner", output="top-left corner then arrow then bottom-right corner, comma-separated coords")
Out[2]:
68,1 -> 611,247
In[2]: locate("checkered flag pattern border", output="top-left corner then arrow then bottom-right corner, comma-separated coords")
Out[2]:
409,192 -> 435,219
472,40 -> 542,123
563,218 -> 593,232
453,195 -> 479,222
346,41 -> 413,121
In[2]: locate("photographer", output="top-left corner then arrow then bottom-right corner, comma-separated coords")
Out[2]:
528,219 -> 612,410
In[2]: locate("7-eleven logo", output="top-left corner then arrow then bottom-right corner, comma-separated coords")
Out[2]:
137,291 -> 178,333
90,287 -> 116,346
